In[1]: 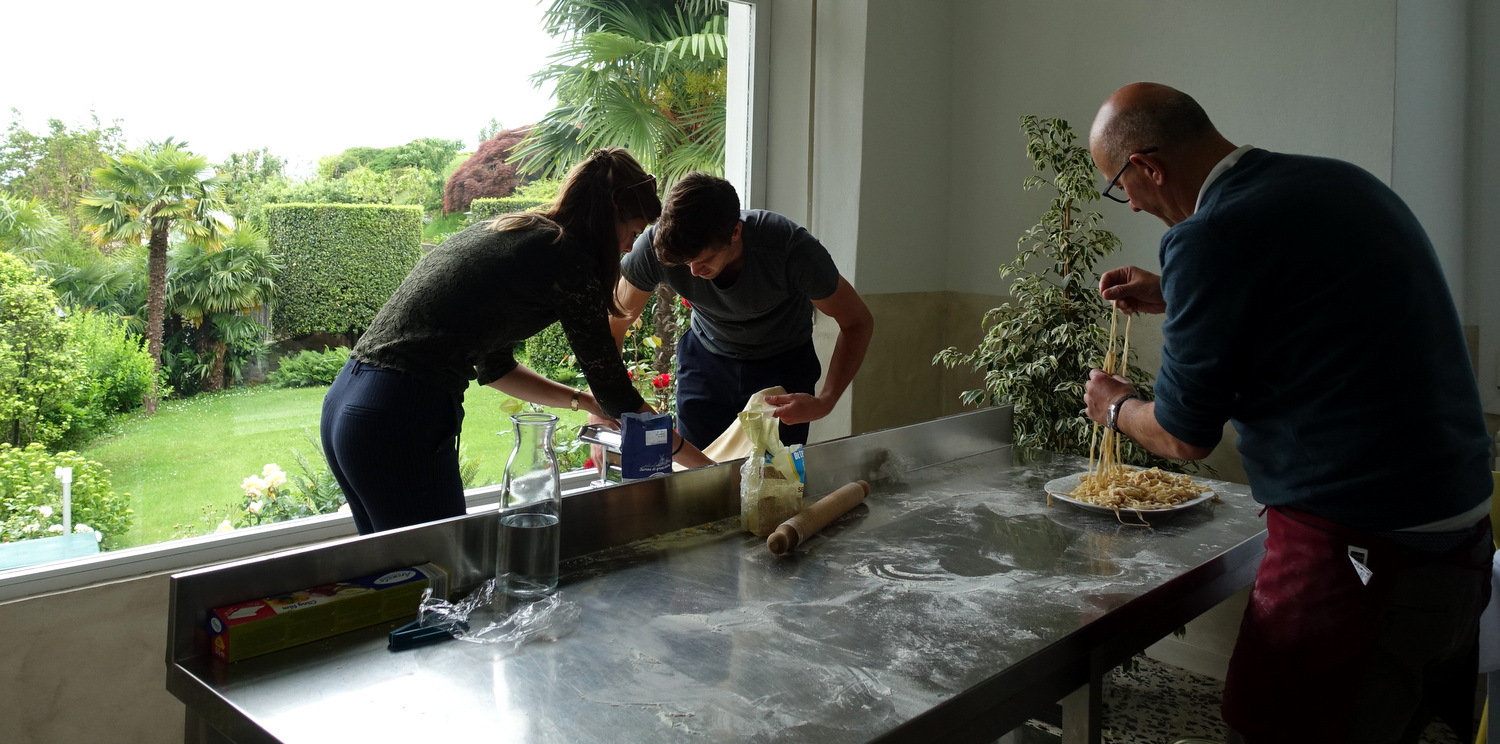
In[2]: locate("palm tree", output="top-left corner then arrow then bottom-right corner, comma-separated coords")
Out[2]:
43,251 -> 145,321
516,0 -> 729,186
520,1 -> 729,377
79,139 -> 227,413
168,225 -> 278,392
0,193 -> 65,259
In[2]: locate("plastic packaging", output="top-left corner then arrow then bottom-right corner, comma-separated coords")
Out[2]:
417,580 -> 580,649
498,412 -> 562,598
738,410 -> 805,536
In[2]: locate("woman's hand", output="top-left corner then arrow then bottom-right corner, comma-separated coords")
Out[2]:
1099,266 -> 1166,314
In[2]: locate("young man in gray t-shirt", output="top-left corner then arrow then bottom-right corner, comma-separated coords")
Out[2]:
612,173 -> 874,449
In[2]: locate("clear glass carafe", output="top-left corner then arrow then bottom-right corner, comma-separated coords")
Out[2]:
497,412 -> 562,597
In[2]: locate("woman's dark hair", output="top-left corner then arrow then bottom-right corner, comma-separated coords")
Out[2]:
493,147 -> 660,316
652,172 -> 741,266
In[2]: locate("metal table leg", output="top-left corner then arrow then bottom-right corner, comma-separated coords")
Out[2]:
1060,675 -> 1104,744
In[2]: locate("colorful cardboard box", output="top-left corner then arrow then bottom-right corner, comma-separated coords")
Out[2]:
207,562 -> 448,663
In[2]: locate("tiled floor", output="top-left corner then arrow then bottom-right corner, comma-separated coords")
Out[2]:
1005,655 -> 1468,744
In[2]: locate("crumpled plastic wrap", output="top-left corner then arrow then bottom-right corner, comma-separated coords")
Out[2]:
417,579 -> 581,650
738,410 -> 804,536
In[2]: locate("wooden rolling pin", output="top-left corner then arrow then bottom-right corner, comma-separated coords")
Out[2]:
766,480 -> 870,555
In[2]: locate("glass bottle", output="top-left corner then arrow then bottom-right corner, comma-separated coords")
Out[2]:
497,412 -> 562,598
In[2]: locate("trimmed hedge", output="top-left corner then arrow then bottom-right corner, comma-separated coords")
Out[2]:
266,203 -> 423,340
468,197 -> 551,224
523,322 -> 577,383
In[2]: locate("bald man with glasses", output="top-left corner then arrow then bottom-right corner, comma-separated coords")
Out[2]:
1080,82 -> 1492,743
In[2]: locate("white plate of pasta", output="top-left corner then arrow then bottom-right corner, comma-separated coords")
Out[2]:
1044,468 -> 1218,520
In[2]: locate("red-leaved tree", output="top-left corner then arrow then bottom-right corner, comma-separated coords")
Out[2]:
443,126 -> 533,214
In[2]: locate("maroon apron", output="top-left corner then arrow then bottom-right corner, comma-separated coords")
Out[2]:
1221,506 -> 1490,743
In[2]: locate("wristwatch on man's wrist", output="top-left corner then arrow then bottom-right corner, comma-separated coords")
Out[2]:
1107,393 -> 1140,433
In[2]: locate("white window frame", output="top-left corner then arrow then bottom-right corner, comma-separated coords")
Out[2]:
0,0 -> 774,604
726,0 -> 771,209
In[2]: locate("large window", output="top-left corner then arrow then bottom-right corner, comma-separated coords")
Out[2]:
0,0 -> 768,602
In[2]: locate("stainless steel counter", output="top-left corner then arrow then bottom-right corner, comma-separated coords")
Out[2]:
167,408 -> 1265,744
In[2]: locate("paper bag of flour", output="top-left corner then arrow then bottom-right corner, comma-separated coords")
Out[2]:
620,412 -> 673,480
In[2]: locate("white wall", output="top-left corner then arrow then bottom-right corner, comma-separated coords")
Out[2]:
862,0 -> 1496,419
854,0 -> 952,296
943,0 -> 1402,300
1394,0 -> 1469,308
1467,0 -> 1500,419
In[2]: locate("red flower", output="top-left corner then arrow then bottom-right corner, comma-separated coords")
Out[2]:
583,458 -> 596,469
679,297 -> 692,308
652,373 -> 672,389
626,369 -> 636,380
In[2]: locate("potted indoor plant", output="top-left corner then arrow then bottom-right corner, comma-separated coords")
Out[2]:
933,115 -> 1199,473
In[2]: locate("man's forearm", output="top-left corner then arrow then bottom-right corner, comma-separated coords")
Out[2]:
815,316 -> 873,407
1116,399 -> 1213,461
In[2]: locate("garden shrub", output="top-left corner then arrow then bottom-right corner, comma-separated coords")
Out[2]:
266,203 -> 422,341
523,322 -> 579,383
217,433 -> 484,531
55,310 -> 156,448
443,127 -> 531,215
0,252 -> 81,447
0,443 -> 132,550
268,347 -> 352,388
522,291 -> 667,387
229,456 -> 346,529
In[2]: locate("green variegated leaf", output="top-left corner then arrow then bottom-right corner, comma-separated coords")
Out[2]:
931,115 -> 1206,475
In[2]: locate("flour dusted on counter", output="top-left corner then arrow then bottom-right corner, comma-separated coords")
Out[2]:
737,409 -> 804,536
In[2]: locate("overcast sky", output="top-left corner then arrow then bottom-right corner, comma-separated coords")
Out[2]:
4,0 -> 560,177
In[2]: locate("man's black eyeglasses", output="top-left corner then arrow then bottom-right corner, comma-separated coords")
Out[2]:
1101,147 -> 1158,204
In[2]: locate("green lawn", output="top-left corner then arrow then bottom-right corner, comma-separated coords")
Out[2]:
83,382 -> 589,548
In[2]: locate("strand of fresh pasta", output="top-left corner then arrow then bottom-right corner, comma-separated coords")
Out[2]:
1092,306 -> 1122,477
1062,306 -> 1205,524
1114,312 -> 1132,471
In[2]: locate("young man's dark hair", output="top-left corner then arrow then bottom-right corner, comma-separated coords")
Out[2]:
652,172 -> 742,265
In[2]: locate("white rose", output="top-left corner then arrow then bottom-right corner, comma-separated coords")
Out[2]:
214,519 -> 235,534
47,524 -> 64,534
37,505 -> 54,518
